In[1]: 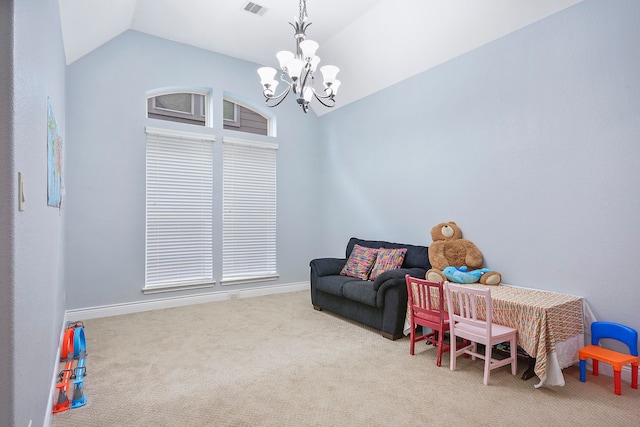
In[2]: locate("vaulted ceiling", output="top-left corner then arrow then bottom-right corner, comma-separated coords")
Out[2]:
59,0 -> 583,112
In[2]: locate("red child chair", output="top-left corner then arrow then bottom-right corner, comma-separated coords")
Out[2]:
405,275 -> 450,366
579,321 -> 639,395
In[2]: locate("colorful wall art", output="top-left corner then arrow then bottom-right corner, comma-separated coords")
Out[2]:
47,98 -> 62,208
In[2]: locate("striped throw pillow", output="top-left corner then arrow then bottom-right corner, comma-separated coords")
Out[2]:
340,244 -> 379,280
369,247 -> 407,281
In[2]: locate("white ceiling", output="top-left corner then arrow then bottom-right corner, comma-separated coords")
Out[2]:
58,0 -> 583,113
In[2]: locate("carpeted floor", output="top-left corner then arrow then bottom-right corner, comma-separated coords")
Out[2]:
51,291 -> 639,426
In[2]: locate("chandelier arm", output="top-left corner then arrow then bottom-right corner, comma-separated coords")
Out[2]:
313,87 -> 335,100
264,84 -> 292,107
264,82 -> 291,101
313,90 -> 336,108
263,71 -> 294,103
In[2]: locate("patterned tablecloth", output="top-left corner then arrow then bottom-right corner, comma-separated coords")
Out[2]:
405,283 -> 585,386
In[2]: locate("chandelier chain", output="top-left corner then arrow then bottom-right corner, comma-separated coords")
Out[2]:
299,0 -> 307,24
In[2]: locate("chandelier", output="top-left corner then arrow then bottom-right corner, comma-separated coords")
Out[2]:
257,0 -> 341,113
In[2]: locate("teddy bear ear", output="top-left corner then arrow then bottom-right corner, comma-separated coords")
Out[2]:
449,221 -> 457,225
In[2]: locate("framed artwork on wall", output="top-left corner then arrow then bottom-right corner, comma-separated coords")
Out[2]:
47,97 -> 62,208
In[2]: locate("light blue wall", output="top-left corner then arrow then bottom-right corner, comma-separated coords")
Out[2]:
0,0 -> 67,425
0,1 -> 14,423
64,30 -> 322,309
319,0 -> 640,332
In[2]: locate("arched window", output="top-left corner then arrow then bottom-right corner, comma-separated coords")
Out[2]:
144,88 -> 278,293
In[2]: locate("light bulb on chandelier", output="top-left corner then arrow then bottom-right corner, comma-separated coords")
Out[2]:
257,0 -> 340,113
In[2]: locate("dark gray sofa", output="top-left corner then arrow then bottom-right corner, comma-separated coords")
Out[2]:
310,237 -> 431,340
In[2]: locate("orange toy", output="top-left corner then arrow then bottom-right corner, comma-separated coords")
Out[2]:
53,328 -> 75,413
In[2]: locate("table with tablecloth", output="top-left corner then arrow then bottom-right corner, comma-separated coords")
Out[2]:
404,283 -> 585,387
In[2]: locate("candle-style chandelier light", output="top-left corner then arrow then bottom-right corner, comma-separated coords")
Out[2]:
257,0 -> 340,113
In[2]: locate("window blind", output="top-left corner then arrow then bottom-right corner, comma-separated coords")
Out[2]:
145,127 -> 214,290
154,93 -> 193,114
222,137 -> 278,283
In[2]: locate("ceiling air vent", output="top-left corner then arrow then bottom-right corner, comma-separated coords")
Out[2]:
243,2 -> 266,16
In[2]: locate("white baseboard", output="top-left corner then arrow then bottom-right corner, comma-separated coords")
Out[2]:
64,282 -> 310,322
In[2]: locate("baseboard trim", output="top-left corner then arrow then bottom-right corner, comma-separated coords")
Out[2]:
65,282 -> 310,322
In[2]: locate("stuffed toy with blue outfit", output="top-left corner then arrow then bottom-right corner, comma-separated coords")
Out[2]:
442,266 -> 495,284
425,221 -> 502,285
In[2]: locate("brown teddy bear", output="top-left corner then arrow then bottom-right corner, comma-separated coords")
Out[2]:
425,221 -> 502,285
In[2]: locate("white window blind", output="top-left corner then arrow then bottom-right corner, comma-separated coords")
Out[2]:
222,137 -> 278,283
145,127 -> 214,291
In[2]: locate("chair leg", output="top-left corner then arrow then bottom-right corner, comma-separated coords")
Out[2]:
450,335 -> 457,372
436,329 -> 444,367
409,324 -> 416,355
632,363 -> 638,389
483,343 -> 492,385
593,359 -> 599,376
579,359 -> 587,382
614,370 -> 622,395
510,338 -> 517,375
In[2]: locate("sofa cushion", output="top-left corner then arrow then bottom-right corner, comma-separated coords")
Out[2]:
314,275 -> 361,297
369,247 -> 407,281
340,244 -> 378,279
342,280 -> 378,308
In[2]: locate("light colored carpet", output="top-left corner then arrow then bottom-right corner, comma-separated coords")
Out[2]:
52,291 -> 639,426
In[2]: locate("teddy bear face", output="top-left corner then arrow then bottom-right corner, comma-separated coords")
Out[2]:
430,221 -> 462,242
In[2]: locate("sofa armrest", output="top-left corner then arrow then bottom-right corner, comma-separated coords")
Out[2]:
373,267 -> 426,314
310,258 -> 347,277
373,268 -> 427,291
